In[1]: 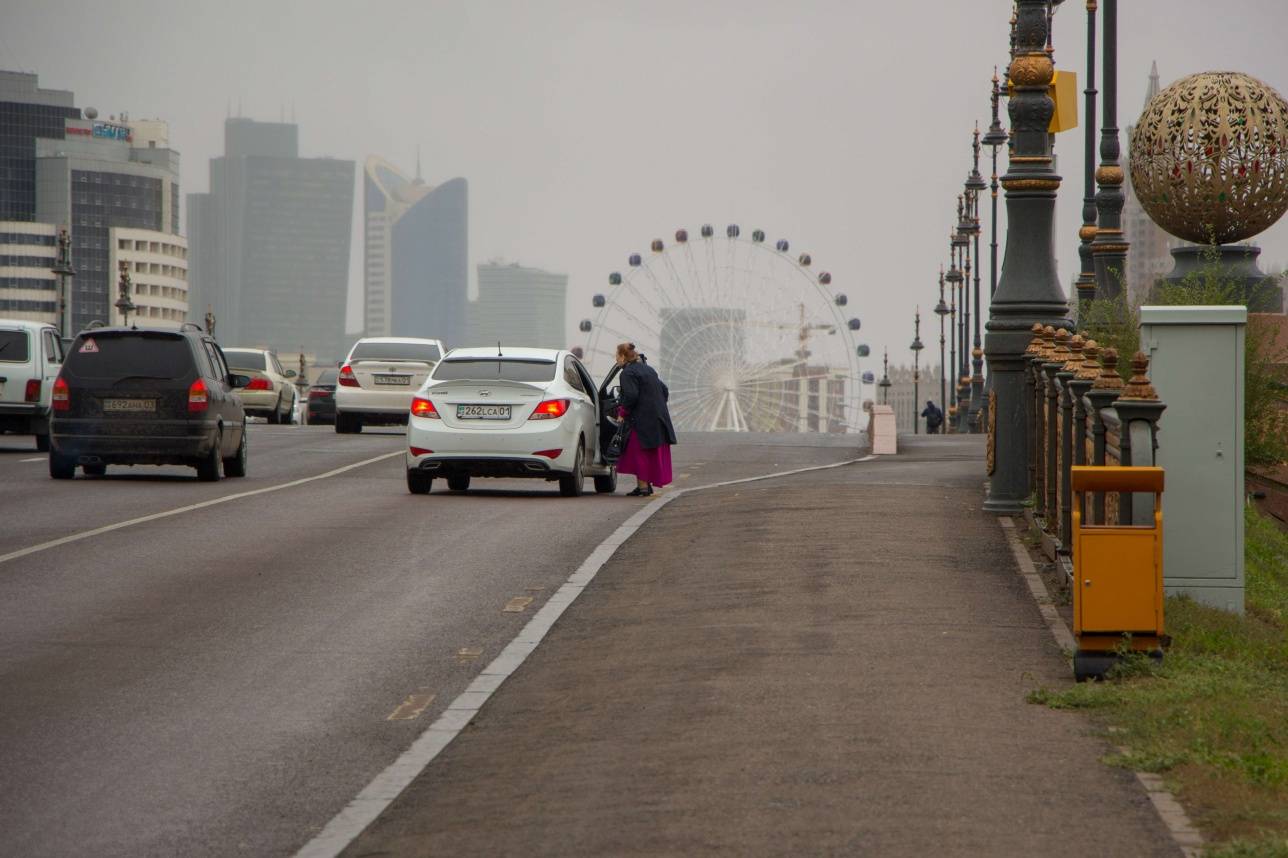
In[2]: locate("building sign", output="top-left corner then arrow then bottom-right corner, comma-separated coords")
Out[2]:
91,122 -> 132,142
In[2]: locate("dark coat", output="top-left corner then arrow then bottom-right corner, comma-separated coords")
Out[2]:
619,360 -> 677,449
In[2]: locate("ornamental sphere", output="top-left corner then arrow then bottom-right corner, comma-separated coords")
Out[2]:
1130,71 -> 1288,244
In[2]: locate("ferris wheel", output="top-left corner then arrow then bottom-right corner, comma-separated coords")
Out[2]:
578,224 -> 869,434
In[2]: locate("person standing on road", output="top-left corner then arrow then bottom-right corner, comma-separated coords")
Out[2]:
921,400 -> 944,435
614,342 -> 677,497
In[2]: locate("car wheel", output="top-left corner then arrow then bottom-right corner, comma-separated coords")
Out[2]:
196,430 -> 224,482
559,444 -> 585,497
447,473 -> 470,492
224,423 -> 248,477
282,395 -> 296,425
82,463 -> 106,477
35,433 -> 50,452
407,469 -> 433,495
49,452 -> 75,480
593,466 -> 618,494
267,399 -> 281,424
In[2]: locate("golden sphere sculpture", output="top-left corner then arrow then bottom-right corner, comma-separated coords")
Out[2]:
1129,71 -> 1288,244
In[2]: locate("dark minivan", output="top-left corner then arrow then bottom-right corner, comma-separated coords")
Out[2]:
49,326 -> 250,481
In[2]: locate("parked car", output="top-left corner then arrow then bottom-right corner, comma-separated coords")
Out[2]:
221,347 -> 298,424
49,325 -> 250,481
306,368 -> 339,425
334,337 -> 444,433
405,347 -> 617,497
0,318 -> 64,451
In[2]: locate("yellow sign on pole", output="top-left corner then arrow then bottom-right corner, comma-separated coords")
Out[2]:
1008,69 -> 1079,133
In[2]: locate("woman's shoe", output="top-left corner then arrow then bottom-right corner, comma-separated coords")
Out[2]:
625,487 -> 653,497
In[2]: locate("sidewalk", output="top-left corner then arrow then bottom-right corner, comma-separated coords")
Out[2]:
341,436 -> 1179,857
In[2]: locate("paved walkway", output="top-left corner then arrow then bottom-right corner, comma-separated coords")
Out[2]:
341,436 -> 1179,857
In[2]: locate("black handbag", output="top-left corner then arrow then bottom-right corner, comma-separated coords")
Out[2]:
605,420 -> 631,464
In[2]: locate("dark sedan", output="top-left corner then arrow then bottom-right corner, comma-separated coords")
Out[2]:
306,368 -> 338,425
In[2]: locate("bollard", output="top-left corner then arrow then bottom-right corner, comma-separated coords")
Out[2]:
1085,347 -> 1125,525
1057,335 -> 1084,551
1042,330 -> 1072,532
1070,465 -> 1166,681
1112,352 -> 1167,526
1023,324 -> 1046,504
1068,339 -> 1100,490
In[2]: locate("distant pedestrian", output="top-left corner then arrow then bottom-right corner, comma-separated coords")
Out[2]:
921,400 -> 944,434
614,342 -> 677,497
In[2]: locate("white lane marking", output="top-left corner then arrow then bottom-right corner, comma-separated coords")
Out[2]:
294,452 -> 876,858
0,451 -> 403,567
20,457 -> 44,463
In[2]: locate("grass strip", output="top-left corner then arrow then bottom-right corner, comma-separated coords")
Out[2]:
1028,507 -> 1288,855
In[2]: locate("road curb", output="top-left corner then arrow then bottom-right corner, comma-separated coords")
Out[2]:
997,516 -> 1203,858
294,453 -> 875,858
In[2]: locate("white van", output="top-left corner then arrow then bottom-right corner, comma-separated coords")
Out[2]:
0,319 -> 65,451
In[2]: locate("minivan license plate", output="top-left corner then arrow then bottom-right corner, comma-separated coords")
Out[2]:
103,398 -> 156,412
373,374 -> 410,386
457,404 -> 510,420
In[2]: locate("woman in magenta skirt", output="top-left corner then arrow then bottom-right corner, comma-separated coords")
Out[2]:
614,342 -> 677,497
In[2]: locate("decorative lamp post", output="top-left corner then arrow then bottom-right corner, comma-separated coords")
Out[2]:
945,238 -> 964,415
1130,72 -> 1288,311
50,227 -> 76,337
878,348 -> 892,406
910,307 -> 924,434
1091,0 -> 1129,299
983,70 -> 1008,304
954,197 -> 974,434
204,305 -> 216,339
115,260 -> 135,327
934,268 -> 950,418
984,0 -> 1074,514
965,126 -> 988,432
1074,0 -> 1100,312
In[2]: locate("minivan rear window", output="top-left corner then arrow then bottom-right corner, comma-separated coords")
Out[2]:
0,330 -> 30,363
349,342 -> 442,363
222,350 -> 266,371
433,358 -> 557,382
62,333 -> 194,380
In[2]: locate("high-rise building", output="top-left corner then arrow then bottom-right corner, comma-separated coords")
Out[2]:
0,221 -> 57,322
468,261 -> 567,351
188,118 -> 353,359
363,156 -> 467,343
0,71 -> 80,224
1124,62 -> 1176,306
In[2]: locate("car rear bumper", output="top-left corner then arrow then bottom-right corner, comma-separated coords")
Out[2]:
0,402 -> 47,432
238,390 -> 281,411
51,419 -> 218,464
409,455 -> 559,479
406,415 -> 581,474
335,386 -> 415,416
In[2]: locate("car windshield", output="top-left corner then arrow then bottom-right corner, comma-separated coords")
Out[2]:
0,330 -> 30,363
433,358 -> 557,382
349,342 -> 442,362
223,350 -> 266,371
314,369 -> 338,385
62,332 -> 193,380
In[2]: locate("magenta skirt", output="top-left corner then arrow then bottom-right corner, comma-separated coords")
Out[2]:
616,432 -> 673,486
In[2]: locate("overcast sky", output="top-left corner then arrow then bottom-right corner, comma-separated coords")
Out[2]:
4,0 -> 1288,370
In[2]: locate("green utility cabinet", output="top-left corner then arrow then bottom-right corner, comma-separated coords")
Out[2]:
1139,305 -> 1246,613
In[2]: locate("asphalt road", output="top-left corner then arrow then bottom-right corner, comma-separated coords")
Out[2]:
0,426 -> 859,857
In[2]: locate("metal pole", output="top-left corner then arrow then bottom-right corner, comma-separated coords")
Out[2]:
936,268 -> 948,417
911,307 -> 924,434
983,0 -> 1074,514
1075,0 -> 1100,311
1091,0 -> 1128,298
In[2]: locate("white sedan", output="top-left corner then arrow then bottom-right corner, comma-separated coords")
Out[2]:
405,347 -> 617,497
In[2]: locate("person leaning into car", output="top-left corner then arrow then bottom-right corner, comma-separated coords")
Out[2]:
614,341 -> 678,497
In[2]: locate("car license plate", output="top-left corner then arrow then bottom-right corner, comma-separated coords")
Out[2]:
457,404 -> 511,420
373,374 -> 410,386
103,398 -> 156,412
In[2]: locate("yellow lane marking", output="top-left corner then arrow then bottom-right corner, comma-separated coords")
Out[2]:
456,647 -> 482,663
386,690 -> 436,721
503,596 -> 534,613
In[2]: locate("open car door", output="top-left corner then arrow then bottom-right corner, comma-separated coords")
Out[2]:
596,363 -> 624,464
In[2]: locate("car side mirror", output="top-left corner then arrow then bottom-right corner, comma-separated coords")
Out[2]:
285,369 -> 297,378
230,373 -> 251,389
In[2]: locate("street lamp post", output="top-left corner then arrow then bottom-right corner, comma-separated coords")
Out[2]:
50,227 -> 75,337
965,127 -> 988,432
878,348 -> 891,406
1091,0 -> 1128,298
1074,0 -> 1100,312
983,0 -> 1074,514
115,260 -> 135,327
934,269 -> 949,419
911,308 -> 924,435
204,305 -> 216,339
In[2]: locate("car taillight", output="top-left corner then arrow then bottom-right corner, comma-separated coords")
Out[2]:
338,365 -> 359,387
52,376 -> 69,412
529,399 -> 569,420
308,388 -> 330,398
244,377 -> 271,391
409,446 -> 433,456
188,378 -> 209,413
411,396 -> 439,419
25,378 -> 41,403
